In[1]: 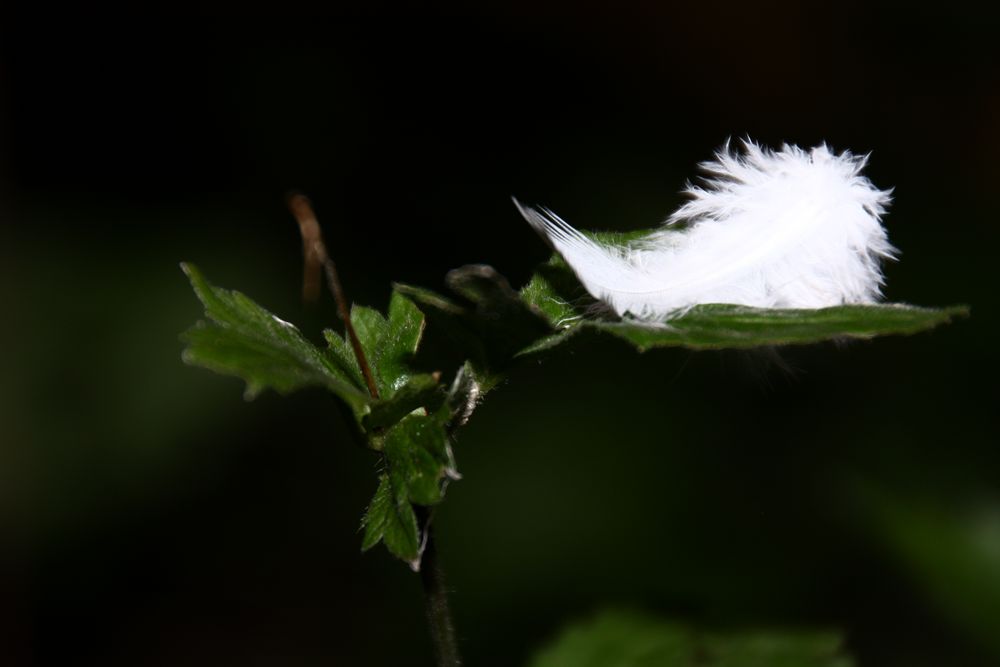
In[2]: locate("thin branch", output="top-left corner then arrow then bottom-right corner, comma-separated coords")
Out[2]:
288,193 -> 381,399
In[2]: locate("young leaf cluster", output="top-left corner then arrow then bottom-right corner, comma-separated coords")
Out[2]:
181,263 -> 465,568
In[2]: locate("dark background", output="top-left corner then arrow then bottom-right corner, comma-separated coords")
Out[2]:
2,3 -> 998,665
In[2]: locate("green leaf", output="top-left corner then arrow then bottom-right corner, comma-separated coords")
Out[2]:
179,263 -> 369,410
323,323 -> 367,391
360,473 -> 421,566
323,291 -> 426,400
521,303 -> 970,355
360,474 -> 393,552
520,255 -> 968,353
528,610 -> 853,667
360,409 -> 457,565
383,411 -> 458,506
520,258 -> 587,327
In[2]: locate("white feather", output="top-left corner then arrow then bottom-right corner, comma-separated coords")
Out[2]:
515,139 -> 897,321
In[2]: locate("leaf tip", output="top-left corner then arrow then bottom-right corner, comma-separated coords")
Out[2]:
179,261 -> 201,283
180,262 -> 211,299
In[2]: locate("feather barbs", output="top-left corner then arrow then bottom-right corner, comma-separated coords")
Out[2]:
516,140 -> 897,322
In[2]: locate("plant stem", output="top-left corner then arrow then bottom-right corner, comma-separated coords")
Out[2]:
288,193 -> 380,399
419,514 -> 462,666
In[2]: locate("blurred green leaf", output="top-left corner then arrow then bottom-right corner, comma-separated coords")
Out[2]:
706,632 -> 854,667
392,282 -> 493,381
872,495 -> 1000,658
179,263 -> 369,410
394,265 -> 552,389
528,610 -> 853,667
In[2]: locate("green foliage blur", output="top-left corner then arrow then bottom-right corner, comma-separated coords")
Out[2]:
2,4 -> 997,665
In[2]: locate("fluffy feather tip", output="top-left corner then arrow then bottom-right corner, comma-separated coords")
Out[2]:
515,140 -> 896,321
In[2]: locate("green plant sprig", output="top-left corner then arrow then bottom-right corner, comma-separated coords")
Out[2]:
179,204 -> 967,667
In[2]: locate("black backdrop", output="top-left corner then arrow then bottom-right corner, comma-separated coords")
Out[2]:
2,3 -> 998,666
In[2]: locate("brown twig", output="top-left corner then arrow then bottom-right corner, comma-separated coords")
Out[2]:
288,193 -> 380,399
